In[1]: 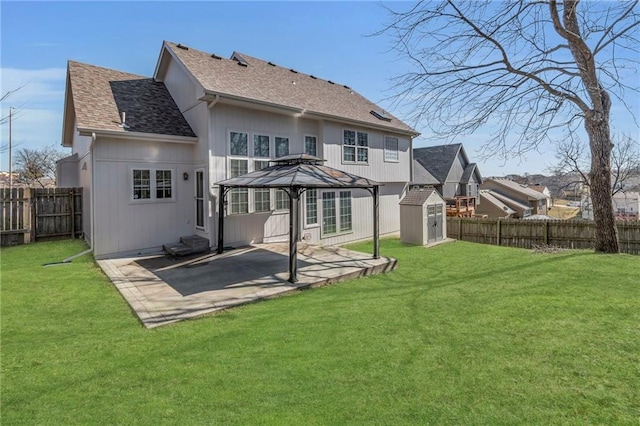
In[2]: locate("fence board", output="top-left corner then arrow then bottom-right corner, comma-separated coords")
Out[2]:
447,217 -> 639,255
0,187 -> 82,246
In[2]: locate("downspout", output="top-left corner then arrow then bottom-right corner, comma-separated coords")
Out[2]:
90,132 -> 96,253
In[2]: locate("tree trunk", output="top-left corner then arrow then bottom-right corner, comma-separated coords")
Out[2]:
586,115 -> 620,253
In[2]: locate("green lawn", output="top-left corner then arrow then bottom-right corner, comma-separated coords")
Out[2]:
1,239 -> 639,424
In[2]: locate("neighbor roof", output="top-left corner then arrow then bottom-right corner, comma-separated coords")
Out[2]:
412,160 -> 440,185
413,144 -> 463,184
157,41 -> 417,135
486,178 -> 548,200
64,61 -> 196,143
479,190 -> 516,216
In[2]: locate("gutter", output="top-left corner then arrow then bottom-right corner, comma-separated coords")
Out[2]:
78,128 -> 198,144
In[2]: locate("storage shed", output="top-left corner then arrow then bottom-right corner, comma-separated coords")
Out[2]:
400,186 -> 447,245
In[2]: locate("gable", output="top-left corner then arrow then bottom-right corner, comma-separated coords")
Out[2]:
413,144 -> 462,184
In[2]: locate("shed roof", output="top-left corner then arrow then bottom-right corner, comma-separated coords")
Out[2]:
158,41 -> 417,135
64,61 -> 195,142
216,154 -> 380,189
399,187 -> 440,206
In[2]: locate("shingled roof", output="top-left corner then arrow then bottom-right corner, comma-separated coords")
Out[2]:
63,61 -> 195,143
157,41 -> 417,135
413,144 -> 463,184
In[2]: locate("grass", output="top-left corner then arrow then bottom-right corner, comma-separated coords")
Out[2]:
1,239 -> 639,424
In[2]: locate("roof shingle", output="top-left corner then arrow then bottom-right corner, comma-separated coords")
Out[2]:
67,61 -> 195,137
161,41 -> 417,135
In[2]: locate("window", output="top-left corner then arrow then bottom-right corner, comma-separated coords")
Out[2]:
230,131 -> 248,156
322,192 -> 336,234
322,191 -> 352,235
275,189 -> 290,211
254,134 -> 270,158
133,169 -> 151,200
229,159 -> 248,214
156,170 -> 172,199
275,137 -> 289,158
254,189 -> 271,212
343,130 -> 368,163
339,191 -> 352,232
195,170 -> 205,229
304,135 -> 317,157
305,189 -> 318,226
132,169 -> 173,201
254,160 -> 270,171
384,136 -> 399,162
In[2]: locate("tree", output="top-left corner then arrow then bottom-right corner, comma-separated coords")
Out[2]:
14,145 -> 65,188
381,0 -> 639,253
551,133 -> 640,195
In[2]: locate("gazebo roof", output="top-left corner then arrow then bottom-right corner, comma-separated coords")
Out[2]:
216,154 -> 381,188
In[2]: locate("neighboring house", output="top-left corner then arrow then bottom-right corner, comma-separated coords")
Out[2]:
528,183 -> 551,208
481,178 -> 548,216
57,41 -> 418,258
476,189 -> 517,218
581,190 -> 640,221
412,143 -> 483,200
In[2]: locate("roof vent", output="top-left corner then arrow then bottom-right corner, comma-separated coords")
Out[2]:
231,52 -> 248,66
268,61 -> 276,66
328,80 -> 335,85
211,53 -> 222,60
343,85 -> 350,89
118,111 -> 130,129
289,69 -> 298,73
310,75 -> 317,79
176,44 -> 189,50
370,110 -> 391,122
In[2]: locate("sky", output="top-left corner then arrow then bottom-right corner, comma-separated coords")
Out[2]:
1,1 -> 638,177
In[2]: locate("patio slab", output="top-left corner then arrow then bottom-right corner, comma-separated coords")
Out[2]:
97,243 -> 396,328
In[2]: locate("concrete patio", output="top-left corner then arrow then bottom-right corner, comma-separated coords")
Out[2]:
98,243 -> 396,328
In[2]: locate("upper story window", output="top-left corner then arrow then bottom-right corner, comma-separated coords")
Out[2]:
230,131 -> 248,156
275,137 -> 289,158
305,135 -> 317,157
254,135 -> 270,158
384,136 -> 399,162
343,130 -> 368,164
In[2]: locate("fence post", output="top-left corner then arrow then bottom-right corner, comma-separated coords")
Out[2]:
31,189 -> 37,242
70,189 -> 75,239
496,218 -> 501,246
544,220 -> 549,245
458,217 -> 462,240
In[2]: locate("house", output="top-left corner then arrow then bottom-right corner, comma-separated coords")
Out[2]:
399,186 -> 447,245
57,41 -> 418,258
480,178 -> 548,217
412,143 -> 483,216
475,189 -> 517,218
581,190 -> 640,221
528,183 -> 552,208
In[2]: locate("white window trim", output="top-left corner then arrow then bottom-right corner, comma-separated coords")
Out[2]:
195,168 -> 206,231
320,189 -> 353,238
130,166 -> 176,204
342,128 -> 369,165
383,135 -> 400,163
304,134 -> 319,158
303,188 -> 319,228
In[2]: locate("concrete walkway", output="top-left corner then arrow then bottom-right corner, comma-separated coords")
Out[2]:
98,243 -> 396,328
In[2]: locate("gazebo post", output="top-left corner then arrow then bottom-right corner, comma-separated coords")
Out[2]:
288,187 -> 300,283
217,185 -> 225,254
373,185 -> 380,259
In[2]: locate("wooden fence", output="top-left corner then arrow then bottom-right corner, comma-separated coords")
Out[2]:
447,217 -> 640,255
1,188 -> 82,246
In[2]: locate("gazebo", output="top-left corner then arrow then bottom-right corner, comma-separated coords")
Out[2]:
215,154 -> 381,283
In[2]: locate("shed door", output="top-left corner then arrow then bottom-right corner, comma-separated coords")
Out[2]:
427,204 -> 444,243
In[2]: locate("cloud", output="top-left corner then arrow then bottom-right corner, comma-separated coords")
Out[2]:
1,67 -> 66,104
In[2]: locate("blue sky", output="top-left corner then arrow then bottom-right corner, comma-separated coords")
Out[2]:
1,1 -> 638,176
